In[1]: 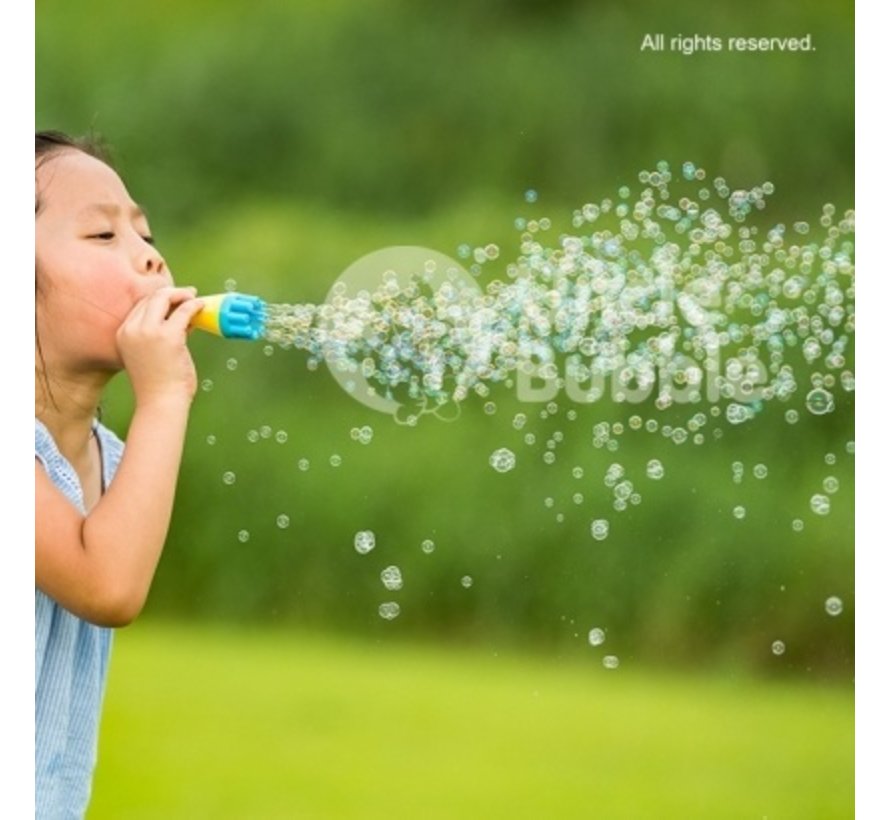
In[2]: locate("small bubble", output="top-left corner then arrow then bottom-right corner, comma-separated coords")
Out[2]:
247,430 -> 260,443
590,519 -> 610,541
572,492 -> 584,504
484,401 -> 497,415
771,640 -> 786,656
276,514 -> 290,529
823,476 -> 840,494
297,458 -> 310,472
222,471 -> 236,485
421,539 -> 436,554
572,466 -> 584,479
810,494 -> 831,516
524,432 -> 536,446
805,388 -> 835,415
588,628 -> 605,647
330,454 -> 342,467
263,345 -> 274,357
785,409 -> 800,425
461,575 -> 474,588
237,529 -> 250,543
845,440 -> 855,455
354,530 -> 376,554
524,189 -> 538,203
275,430 -> 288,444
824,453 -> 837,466
378,602 -> 401,620
732,505 -> 746,520
224,278 -> 238,292
205,434 -> 216,446
603,655 -> 620,670
226,358 -> 238,371
201,379 -> 214,392
753,464 -> 768,479
825,596 -> 844,617
792,518 -> 804,532
544,497 -> 554,508
259,425 -> 272,439
381,565 -> 403,591
646,459 -> 665,480
489,447 -> 517,473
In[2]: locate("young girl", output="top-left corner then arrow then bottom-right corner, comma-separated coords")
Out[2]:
35,131 -> 205,817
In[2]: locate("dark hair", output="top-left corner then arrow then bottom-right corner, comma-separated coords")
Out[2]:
36,130 -> 114,214
35,130 -> 116,413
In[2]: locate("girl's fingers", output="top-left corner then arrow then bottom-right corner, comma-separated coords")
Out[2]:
141,287 -> 198,326
165,296 -> 206,333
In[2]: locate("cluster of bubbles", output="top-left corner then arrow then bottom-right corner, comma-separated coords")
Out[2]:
262,161 -> 854,439
354,530 -> 376,554
489,447 -> 517,473
228,163 -> 854,644
349,425 -> 374,445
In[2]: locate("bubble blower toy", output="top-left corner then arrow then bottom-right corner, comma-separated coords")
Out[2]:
189,293 -> 267,340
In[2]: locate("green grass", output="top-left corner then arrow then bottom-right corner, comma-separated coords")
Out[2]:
88,621 -> 853,819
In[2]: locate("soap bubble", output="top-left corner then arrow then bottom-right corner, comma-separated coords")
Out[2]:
247,430 -> 260,443
378,602 -> 401,620
259,425 -> 272,439
646,459 -> 664,480
205,434 -> 216,446
824,596 -> 844,616
275,430 -> 288,444
810,494 -> 831,516
330,454 -> 342,467
524,189 -> 538,203
201,379 -> 214,392
753,463 -> 768,479
226,358 -> 238,371
276,514 -> 290,529
461,575 -> 474,588
222,471 -> 236,485
354,530 -> 376,554
381,565 -> 403,591
805,388 -> 835,415
237,529 -> 250,543
421,539 -> 436,554
602,655 -> 620,669
297,458 -> 310,471
732,505 -> 746,520
590,519 -> 610,541
489,447 -> 517,473
823,476 -> 840,494
771,640 -> 786,656
588,628 -> 606,647
791,518 -> 804,532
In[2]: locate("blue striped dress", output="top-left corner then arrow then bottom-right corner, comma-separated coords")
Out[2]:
35,419 -> 124,819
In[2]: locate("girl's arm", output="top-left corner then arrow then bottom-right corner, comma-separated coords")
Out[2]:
35,287 -> 204,627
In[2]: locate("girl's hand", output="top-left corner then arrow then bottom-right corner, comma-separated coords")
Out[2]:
116,286 -> 205,406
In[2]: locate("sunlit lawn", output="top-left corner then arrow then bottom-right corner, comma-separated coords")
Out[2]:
89,621 -> 853,819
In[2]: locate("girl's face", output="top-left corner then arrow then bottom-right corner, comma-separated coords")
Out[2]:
36,149 -> 174,371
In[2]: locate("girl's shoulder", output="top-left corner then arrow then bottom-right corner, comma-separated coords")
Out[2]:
35,417 -> 126,486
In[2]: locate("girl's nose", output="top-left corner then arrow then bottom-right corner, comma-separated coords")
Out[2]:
140,245 -> 167,276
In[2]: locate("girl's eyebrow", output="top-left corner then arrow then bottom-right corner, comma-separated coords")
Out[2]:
77,202 -> 149,220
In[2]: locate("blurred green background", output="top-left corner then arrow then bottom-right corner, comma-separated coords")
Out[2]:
37,0 -> 854,816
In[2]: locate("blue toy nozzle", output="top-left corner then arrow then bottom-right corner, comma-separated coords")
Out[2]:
190,293 -> 267,340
